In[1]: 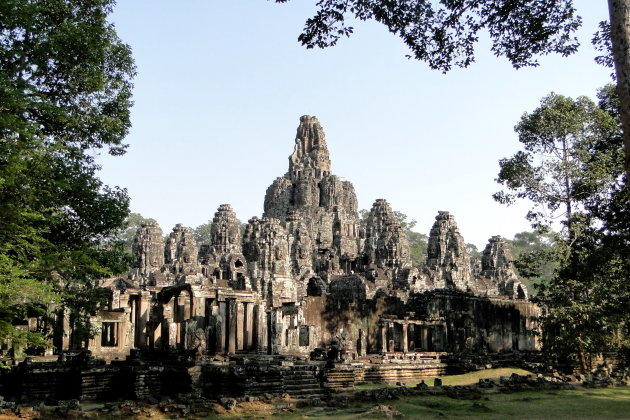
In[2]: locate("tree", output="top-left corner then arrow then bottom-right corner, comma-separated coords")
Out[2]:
495,86 -> 628,369
466,243 -> 480,260
193,221 -> 213,245
0,0 -> 135,353
507,231 -> 558,292
277,0 -> 630,176
494,92 -> 621,242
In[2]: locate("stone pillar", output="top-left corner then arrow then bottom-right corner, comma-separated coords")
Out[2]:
380,324 -> 387,353
253,304 -> 261,351
168,320 -> 177,349
269,309 -> 282,355
236,301 -> 244,351
218,301 -> 226,353
193,297 -> 204,318
266,311 -> 272,355
152,321 -> 161,350
402,323 -> 408,353
228,299 -> 237,354
183,295 -> 190,322
137,292 -> 150,348
443,324 -> 448,351
358,329 -> 367,357
61,307 -> 71,351
242,302 -> 249,350
244,303 -> 254,351
421,326 -> 428,351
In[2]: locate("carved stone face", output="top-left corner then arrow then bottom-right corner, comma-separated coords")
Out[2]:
149,244 -> 162,267
275,245 -> 286,260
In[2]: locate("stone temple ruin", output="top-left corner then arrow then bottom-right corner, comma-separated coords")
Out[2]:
11,116 -> 539,401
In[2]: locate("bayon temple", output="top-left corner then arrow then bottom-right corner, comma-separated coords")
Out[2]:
22,116 -> 540,399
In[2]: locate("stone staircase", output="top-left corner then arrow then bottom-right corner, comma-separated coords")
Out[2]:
360,352 -> 447,384
281,364 -> 325,398
322,363 -> 356,390
243,367 -> 284,396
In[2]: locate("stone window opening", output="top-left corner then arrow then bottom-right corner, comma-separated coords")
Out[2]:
101,322 -> 118,347
234,259 -> 243,268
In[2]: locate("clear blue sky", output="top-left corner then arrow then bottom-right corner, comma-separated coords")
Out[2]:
99,0 -> 612,248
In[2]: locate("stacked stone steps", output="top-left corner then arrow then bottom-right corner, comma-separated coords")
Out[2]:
244,371 -> 284,395
281,365 -> 325,398
322,365 -> 356,390
363,363 -> 446,384
80,367 -> 121,400
352,363 -> 366,384
20,364 -> 80,401
128,366 -> 163,399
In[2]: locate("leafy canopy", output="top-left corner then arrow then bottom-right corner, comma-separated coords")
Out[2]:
494,92 -> 622,239
0,0 -> 135,351
495,86 -> 628,368
276,0 -> 581,72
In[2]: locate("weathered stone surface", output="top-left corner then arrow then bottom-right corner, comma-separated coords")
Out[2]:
52,116 -> 538,390
426,211 -> 471,290
165,224 -> 199,275
210,204 -> 242,254
364,199 -> 412,270
481,236 -> 528,299
263,116 -> 361,263
289,115 -> 331,177
132,222 -> 164,277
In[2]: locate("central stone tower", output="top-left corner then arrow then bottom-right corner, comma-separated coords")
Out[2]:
263,116 -> 362,268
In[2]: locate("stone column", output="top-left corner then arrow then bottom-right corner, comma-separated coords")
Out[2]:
443,324 -> 449,351
269,309 -> 282,355
228,299 -> 237,354
137,292 -> 150,348
152,321 -> 161,349
402,323 -> 408,353
218,301 -> 226,353
244,303 -> 254,351
61,307 -> 71,351
421,326 -> 428,351
183,292 -> 194,320
253,304 -> 261,351
380,324 -> 387,353
168,320 -> 177,349
388,322 -> 395,352
236,301 -> 244,351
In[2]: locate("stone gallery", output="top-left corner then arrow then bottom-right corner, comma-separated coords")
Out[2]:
13,116 -> 539,400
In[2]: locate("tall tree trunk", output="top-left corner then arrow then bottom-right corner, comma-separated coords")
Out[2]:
609,0 -> 630,177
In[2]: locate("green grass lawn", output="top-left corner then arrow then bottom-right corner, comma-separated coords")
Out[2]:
203,368 -> 629,420
272,387 -> 630,420
355,367 -> 537,389
426,367 -> 536,386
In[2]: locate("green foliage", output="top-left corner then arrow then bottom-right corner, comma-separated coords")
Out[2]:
466,243 -> 481,260
507,231 -> 559,291
0,0 -> 135,353
193,221 -> 213,245
495,86 -> 629,369
494,91 -> 622,239
276,0 -> 581,72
